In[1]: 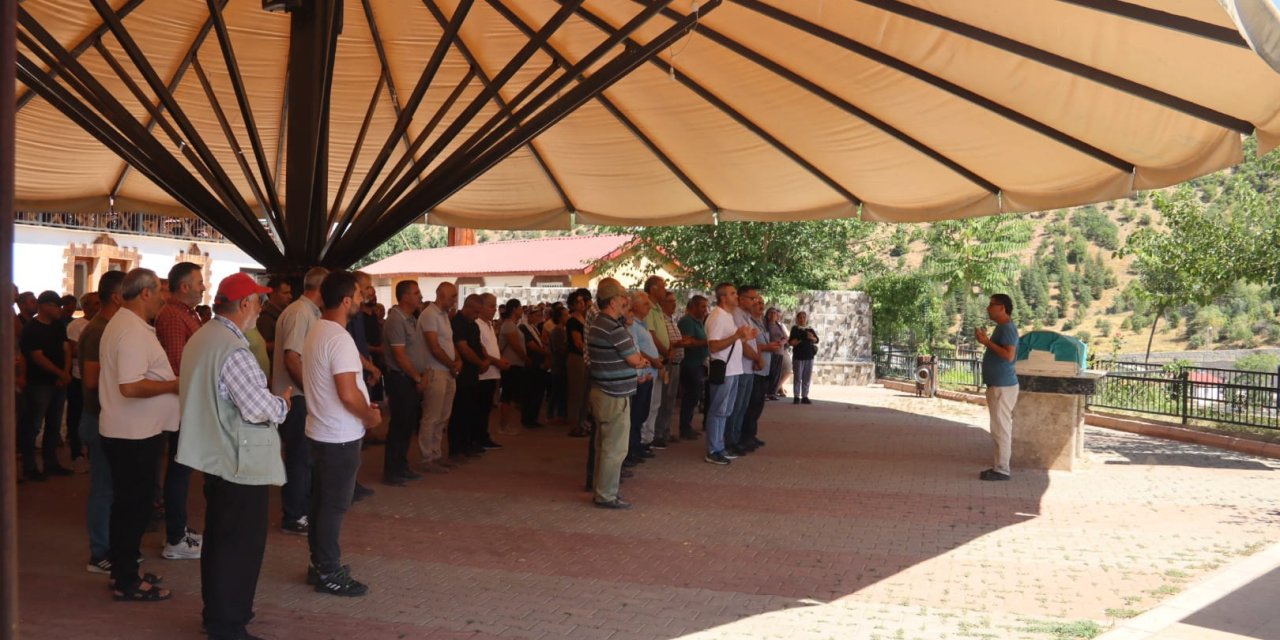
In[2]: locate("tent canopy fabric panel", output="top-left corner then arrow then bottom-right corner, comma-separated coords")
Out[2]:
12,0 -> 1280,267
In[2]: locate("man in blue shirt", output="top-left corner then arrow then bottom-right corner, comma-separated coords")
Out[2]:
977,293 -> 1019,481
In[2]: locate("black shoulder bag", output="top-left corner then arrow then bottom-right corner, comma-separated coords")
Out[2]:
708,339 -> 736,385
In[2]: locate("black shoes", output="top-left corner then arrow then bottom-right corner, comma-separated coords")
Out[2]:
312,565 -> 369,597
281,517 -> 309,535
352,483 -> 375,503
593,497 -> 632,510
793,398 -> 801,405
801,398 -> 812,404
481,440 -> 504,450
979,468 -> 1011,481
650,439 -> 668,450
704,453 -> 731,465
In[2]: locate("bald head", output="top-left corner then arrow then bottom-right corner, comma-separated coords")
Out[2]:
434,281 -> 458,311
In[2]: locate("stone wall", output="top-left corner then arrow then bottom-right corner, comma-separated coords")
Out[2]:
461,286 -> 875,386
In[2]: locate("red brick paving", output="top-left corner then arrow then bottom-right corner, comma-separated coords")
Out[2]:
13,385 -> 1280,639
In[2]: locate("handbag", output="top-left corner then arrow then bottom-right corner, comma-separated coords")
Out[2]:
708,340 -> 736,385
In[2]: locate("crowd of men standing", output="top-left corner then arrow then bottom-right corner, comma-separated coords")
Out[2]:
12,266 -> 819,640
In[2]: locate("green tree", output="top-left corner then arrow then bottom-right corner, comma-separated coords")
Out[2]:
921,214 -> 1033,298
612,219 -> 880,299
865,273 -> 946,349
353,224 -> 446,269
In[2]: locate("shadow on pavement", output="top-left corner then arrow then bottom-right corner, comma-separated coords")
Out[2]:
17,394 -> 1051,639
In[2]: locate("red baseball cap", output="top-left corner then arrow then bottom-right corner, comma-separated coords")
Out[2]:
216,273 -> 271,303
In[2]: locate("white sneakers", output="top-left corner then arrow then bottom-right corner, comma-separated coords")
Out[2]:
162,529 -> 203,560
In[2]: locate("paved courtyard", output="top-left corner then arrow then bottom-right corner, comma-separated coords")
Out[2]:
14,384 -> 1280,639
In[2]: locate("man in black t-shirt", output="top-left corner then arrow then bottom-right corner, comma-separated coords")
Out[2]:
19,290 -> 74,479
448,294 -> 486,460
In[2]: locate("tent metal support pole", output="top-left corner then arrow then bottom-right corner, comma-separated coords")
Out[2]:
1,0 -> 18,636
327,75 -> 387,233
407,0 -> 578,216
329,0 -> 590,261
331,0 -> 476,246
486,0 -> 717,212
734,0 -> 1134,172
284,0 -> 343,263
13,0 -> 146,111
337,2 -> 721,263
1059,0 -> 1248,47
361,69 -> 477,223
359,0 -> 425,177
569,2 -> 864,208
854,0 -> 1253,133
206,0 -> 286,237
110,5 -> 225,199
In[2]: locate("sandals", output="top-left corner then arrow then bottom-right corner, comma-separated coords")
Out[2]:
112,579 -> 171,602
107,572 -> 164,591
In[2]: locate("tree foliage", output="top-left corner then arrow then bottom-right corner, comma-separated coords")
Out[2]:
865,273 -> 946,349
353,224 -> 446,269
921,214 -> 1033,296
616,219 -> 880,298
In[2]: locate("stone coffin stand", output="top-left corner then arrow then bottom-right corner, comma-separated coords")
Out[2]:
1011,373 -> 1102,471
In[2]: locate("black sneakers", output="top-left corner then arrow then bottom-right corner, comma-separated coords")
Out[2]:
704,453 -> 731,465
593,497 -> 632,510
979,468 -> 1011,481
281,516 -> 309,535
311,565 -> 368,597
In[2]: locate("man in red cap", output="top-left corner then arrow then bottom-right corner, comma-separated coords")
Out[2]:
177,273 -> 292,640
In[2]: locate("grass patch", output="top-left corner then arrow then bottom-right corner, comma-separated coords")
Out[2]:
1105,607 -> 1142,619
1147,584 -> 1181,597
1163,569 -> 1190,580
1021,619 -> 1106,639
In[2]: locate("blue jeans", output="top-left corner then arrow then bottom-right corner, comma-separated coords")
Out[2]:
20,383 -> 66,472
164,431 -> 193,544
705,375 -> 739,455
793,359 -> 814,399
726,373 -> 754,448
79,411 -> 112,559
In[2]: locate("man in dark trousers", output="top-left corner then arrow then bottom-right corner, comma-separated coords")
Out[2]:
177,274 -> 290,640
19,290 -> 73,479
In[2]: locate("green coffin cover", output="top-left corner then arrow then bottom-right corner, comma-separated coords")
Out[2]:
1015,331 -> 1088,369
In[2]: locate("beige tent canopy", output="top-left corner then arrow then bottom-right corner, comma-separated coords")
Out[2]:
12,0 -> 1280,267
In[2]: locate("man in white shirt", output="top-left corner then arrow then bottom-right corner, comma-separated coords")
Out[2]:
303,271 -> 381,597
702,283 -> 754,466
272,267 -> 328,535
474,293 -> 509,450
98,268 -> 178,602
417,282 -> 460,472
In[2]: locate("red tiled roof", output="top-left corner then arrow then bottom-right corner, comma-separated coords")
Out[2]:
1187,371 -> 1224,384
362,234 -> 637,278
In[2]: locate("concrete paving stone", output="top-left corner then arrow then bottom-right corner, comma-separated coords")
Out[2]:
15,384 -> 1280,639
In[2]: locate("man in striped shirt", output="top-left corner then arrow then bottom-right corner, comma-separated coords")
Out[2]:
586,278 -> 647,510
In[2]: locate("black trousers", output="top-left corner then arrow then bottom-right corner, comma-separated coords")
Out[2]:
474,380 -> 498,446
628,379 -> 653,457
102,433 -> 165,591
308,438 -> 362,574
679,363 -> 705,436
742,374 -> 770,443
447,376 -> 477,455
383,371 -> 421,479
279,397 -> 311,524
521,367 -> 546,426
202,476 -> 268,640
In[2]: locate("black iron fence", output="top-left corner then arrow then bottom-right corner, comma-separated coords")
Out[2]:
874,345 -> 1280,430
16,210 -> 226,242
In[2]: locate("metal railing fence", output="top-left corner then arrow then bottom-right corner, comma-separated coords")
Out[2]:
874,345 -> 1280,430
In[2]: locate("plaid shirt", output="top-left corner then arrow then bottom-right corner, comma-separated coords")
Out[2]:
664,311 -> 684,364
155,298 -> 203,374
213,316 -> 288,425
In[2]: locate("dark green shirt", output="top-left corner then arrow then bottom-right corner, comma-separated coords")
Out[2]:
678,314 -> 708,367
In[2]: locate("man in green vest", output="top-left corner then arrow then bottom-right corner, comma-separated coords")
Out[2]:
177,273 -> 291,640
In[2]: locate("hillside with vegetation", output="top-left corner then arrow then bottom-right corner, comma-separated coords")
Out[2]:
359,139 -> 1280,362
